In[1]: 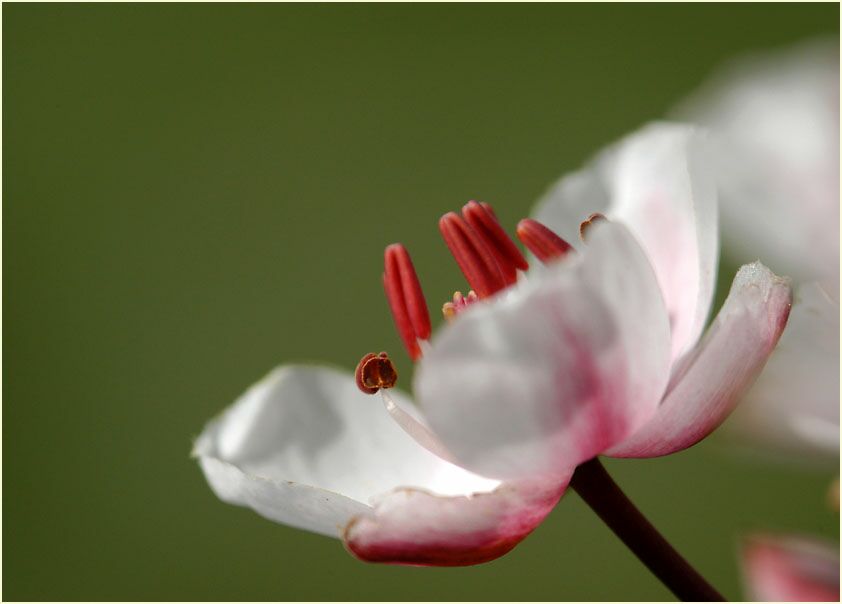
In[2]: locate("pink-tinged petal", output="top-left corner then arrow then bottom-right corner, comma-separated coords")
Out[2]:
532,122 -> 718,366
727,281 -> 839,462
607,262 -> 792,458
194,365 -> 498,538
415,222 -> 671,480
676,38 -> 840,285
344,477 -> 568,566
742,534 -> 840,602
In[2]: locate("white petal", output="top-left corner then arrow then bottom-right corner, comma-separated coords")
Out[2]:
607,262 -> 792,458
415,221 -> 671,480
194,365 -> 498,538
726,281 -> 839,459
344,477 -> 569,566
532,122 -> 718,365
675,38 -> 840,285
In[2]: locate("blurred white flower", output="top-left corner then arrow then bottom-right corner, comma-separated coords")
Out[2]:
674,38 -> 840,461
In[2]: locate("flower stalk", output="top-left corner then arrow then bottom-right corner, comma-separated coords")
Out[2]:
570,458 -> 726,602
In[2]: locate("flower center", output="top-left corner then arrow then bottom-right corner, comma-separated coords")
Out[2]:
371,201 -> 590,370
352,202 -> 599,461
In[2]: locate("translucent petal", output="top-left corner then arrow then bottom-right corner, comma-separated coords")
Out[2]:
194,365 -> 498,537
416,222 -> 671,479
607,262 -> 792,458
532,122 -> 718,365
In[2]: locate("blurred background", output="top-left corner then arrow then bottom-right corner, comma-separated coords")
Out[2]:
4,4 -> 838,601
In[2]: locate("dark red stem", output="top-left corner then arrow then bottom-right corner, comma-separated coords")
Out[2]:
570,458 -> 726,602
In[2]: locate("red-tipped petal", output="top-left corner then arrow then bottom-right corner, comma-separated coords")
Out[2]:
516,218 -> 574,263
438,212 -> 506,299
463,201 -> 528,284
344,478 -> 567,567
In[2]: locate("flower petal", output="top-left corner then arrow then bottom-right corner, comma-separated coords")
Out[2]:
607,262 -> 792,458
726,281 -> 839,460
532,122 -> 718,365
344,477 -> 567,566
194,365 -> 498,538
675,38 -> 840,285
415,221 -> 671,480
741,534 -> 840,602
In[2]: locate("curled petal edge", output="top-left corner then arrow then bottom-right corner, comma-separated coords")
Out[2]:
606,261 -> 793,458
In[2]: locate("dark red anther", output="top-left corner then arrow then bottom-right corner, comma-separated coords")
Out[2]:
355,352 -> 398,395
462,201 -> 528,286
384,244 -> 431,361
579,212 -> 607,241
438,212 -> 506,299
516,218 -> 574,264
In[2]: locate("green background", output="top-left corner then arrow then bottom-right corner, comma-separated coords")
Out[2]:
5,4 -> 838,601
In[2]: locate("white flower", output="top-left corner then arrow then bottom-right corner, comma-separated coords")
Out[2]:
194,123 -> 791,566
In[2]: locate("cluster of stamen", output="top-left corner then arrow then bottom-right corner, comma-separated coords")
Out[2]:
356,200 -> 598,395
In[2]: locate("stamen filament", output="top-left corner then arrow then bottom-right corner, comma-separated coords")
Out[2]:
380,390 -> 457,464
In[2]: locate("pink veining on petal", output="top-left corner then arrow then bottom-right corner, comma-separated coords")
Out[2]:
555,325 -> 633,466
343,479 -> 568,566
742,534 -> 840,602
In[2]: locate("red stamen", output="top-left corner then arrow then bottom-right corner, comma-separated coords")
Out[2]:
516,218 -> 574,264
462,201 -> 528,285
390,244 -> 431,340
480,201 -> 497,220
384,244 -> 431,360
438,212 -> 506,299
